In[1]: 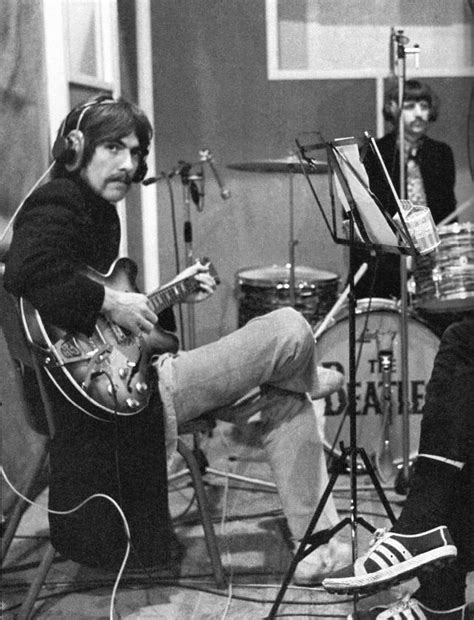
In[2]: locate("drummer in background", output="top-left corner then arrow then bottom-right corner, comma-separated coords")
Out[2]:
354,79 -> 457,311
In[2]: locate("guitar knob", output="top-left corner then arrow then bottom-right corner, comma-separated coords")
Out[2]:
118,367 -> 127,379
135,382 -> 148,394
126,398 -> 140,410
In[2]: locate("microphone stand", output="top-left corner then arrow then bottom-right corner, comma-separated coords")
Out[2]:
393,30 -> 421,491
375,334 -> 397,483
144,151 -> 228,351
179,162 -> 204,350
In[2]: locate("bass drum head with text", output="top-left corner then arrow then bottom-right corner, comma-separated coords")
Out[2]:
317,299 -> 440,465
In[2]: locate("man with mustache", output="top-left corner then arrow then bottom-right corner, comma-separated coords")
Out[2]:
353,79 -> 457,308
3,95 -> 348,580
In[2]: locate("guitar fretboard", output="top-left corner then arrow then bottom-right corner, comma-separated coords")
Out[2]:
148,277 -> 201,314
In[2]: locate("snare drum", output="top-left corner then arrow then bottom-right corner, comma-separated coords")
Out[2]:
413,222 -> 474,313
316,298 -> 440,465
235,265 -> 340,327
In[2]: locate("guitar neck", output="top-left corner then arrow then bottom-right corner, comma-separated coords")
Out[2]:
148,276 -> 200,314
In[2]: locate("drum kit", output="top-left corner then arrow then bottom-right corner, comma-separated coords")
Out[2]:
229,155 -> 474,481
228,154 -> 337,326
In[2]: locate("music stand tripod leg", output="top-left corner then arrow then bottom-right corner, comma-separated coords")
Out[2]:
265,454 -> 347,620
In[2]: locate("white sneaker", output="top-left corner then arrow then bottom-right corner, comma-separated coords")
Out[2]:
357,594 -> 468,619
322,526 -> 457,595
293,537 -> 352,586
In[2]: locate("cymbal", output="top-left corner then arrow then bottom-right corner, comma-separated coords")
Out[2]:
228,155 -> 327,174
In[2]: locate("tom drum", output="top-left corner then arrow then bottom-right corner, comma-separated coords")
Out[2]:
235,264 -> 340,328
413,222 -> 474,313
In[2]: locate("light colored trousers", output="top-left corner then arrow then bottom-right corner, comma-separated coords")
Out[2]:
154,307 -> 339,541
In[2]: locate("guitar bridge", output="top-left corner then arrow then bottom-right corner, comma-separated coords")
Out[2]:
81,344 -> 113,391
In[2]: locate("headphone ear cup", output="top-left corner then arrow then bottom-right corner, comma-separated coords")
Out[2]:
383,100 -> 399,123
52,134 -> 70,161
64,129 -> 85,172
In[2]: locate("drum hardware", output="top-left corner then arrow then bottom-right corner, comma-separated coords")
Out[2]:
229,151 -> 327,311
313,262 -> 368,340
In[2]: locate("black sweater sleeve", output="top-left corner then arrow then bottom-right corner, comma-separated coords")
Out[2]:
4,180 -> 109,336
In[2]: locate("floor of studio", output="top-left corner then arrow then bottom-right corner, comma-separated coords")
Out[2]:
2,419 -> 473,620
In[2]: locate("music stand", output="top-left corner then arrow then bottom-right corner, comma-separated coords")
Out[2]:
267,136 -> 419,619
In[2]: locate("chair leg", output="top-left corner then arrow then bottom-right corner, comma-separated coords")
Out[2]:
177,438 -> 226,588
17,541 -> 56,620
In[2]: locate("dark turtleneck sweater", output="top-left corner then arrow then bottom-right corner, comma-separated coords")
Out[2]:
4,175 -> 178,569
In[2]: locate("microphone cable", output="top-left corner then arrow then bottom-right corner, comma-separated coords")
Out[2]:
1,465 -> 130,620
1,163 -> 55,243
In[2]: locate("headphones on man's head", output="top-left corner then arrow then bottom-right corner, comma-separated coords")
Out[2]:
52,96 -> 148,183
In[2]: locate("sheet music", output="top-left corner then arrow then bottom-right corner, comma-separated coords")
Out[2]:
333,143 -> 400,247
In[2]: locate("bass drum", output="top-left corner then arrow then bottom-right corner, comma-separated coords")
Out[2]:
316,299 -> 440,466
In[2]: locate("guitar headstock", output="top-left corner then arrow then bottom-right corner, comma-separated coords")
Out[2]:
198,256 -> 221,285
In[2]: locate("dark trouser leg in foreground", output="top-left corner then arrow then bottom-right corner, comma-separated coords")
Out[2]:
322,320 -> 474,602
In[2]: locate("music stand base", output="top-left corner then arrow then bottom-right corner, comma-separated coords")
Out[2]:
265,445 -> 396,620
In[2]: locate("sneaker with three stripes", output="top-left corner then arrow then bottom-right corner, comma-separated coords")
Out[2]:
356,594 -> 468,619
322,525 -> 457,595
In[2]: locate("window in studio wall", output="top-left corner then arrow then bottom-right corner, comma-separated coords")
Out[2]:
266,0 -> 473,79
43,0 -> 125,248
266,0 -> 474,137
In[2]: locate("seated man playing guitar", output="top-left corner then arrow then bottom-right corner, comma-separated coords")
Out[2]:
4,95 -> 348,581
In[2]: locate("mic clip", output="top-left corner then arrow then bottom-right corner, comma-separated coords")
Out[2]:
199,148 -> 231,200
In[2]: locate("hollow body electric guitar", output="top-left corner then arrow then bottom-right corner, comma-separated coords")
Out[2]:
20,257 -> 217,422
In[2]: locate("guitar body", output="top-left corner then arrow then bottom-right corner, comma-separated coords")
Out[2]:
21,258 -> 180,422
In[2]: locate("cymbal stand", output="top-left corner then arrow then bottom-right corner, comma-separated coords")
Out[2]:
393,29 -> 421,491
288,169 -> 298,307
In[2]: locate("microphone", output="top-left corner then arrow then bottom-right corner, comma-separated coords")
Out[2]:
142,175 -> 162,186
142,164 -> 187,186
199,148 -> 231,200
